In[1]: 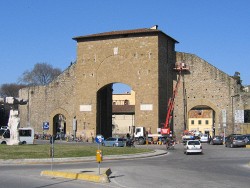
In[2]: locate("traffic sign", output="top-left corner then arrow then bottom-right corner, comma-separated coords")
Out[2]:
95,135 -> 104,144
43,122 -> 49,130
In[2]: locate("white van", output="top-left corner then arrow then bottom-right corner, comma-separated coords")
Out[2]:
200,134 -> 209,143
19,127 -> 35,144
0,127 -> 34,145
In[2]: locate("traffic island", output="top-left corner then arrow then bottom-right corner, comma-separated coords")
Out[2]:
41,168 -> 112,183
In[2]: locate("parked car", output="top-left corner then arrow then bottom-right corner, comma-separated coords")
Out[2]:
225,135 -> 246,148
209,135 -> 223,145
102,137 -> 125,147
200,134 -> 209,143
184,140 -> 203,155
243,134 -> 250,145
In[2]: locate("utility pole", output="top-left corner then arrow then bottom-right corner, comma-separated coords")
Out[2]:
231,94 -> 240,134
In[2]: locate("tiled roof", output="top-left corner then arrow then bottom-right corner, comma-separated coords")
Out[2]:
73,28 -> 178,43
112,105 -> 135,114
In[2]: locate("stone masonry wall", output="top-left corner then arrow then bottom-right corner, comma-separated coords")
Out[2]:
173,52 -> 242,140
74,33 -> 174,135
19,64 -> 77,135
19,31 -> 175,139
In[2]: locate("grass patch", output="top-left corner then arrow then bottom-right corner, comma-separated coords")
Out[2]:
0,144 -> 152,159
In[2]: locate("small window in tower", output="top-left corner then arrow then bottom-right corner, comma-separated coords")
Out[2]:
198,120 -> 202,125
124,100 -> 129,105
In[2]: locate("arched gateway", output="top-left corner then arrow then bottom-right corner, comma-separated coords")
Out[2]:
19,27 -> 178,140
19,27 -> 241,141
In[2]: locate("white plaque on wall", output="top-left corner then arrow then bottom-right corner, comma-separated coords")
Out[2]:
140,104 -> 153,111
113,47 -> 118,55
80,105 -> 92,112
235,110 -> 244,123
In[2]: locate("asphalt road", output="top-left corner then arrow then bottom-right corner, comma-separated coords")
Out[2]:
0,143 -> 249,188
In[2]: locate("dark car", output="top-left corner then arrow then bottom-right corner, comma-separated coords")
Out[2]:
209,135 -> 223,145
225,134 -> 241,145
225,135 -> 246,148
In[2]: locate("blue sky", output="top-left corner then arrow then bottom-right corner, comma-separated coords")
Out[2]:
0,0 -> 250,94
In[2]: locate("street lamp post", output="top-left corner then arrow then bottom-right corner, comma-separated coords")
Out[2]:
231,94 -> 240,134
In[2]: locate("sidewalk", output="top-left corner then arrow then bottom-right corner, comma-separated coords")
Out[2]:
0,149 -> 167,183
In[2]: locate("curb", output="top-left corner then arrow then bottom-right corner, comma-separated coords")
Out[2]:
41,168 -> 112,183
0,149 -> 167,165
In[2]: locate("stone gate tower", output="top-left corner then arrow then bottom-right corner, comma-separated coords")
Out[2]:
19,26 -> 178,140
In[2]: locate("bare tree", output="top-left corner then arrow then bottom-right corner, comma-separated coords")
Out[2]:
19,63 -> 62,86
0,83 -> 26,98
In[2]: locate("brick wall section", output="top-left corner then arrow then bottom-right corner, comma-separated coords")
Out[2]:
158,34 -> 176,130
174,52 -> 242,139
19,64 -> 77,135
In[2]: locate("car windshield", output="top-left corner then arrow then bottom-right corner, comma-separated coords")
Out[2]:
188,141 -> 200,145
235,135 -> 244,140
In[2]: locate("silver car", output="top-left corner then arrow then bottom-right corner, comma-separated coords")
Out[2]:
184,140 -> 203,155
225,135 -> 246,148
209,135 -> 223,145
102,137 -> 125,147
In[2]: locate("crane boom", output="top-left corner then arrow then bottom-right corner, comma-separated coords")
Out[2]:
161,62 -> 189,135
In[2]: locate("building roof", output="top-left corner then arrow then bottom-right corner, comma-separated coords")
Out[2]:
73,27 -> 179,43
112,105 -> 135,114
